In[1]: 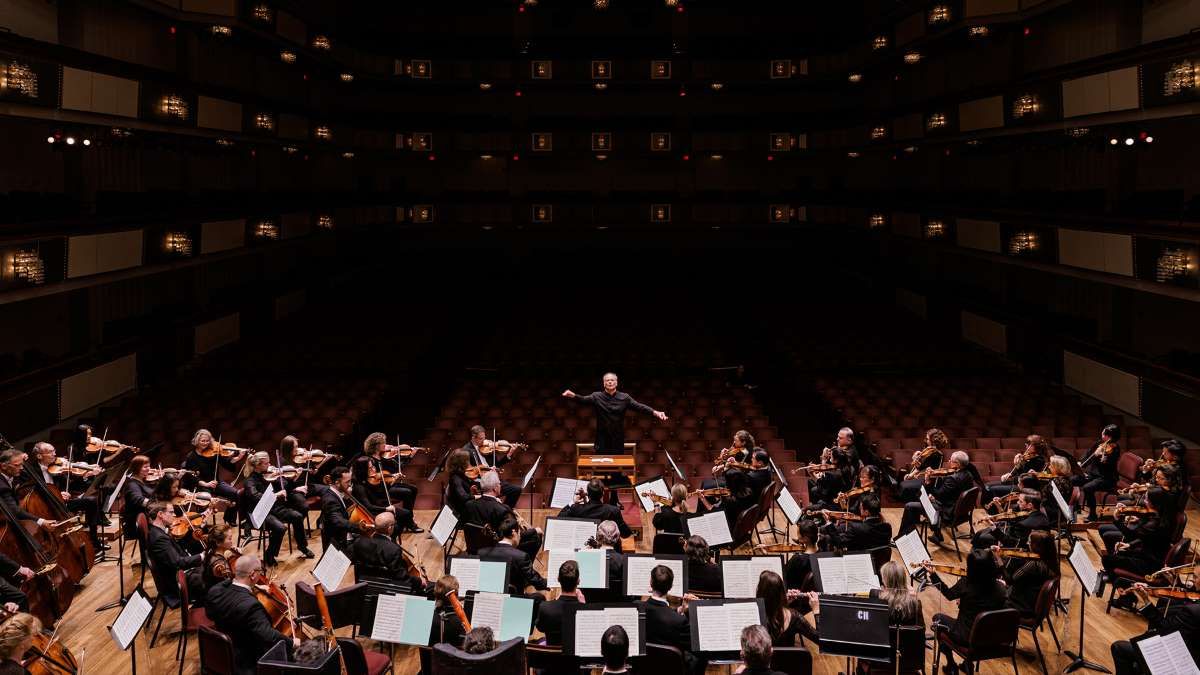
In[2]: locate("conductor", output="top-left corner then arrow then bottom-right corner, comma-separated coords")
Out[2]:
562,372 -> 668,452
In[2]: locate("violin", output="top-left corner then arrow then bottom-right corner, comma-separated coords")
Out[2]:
914,561 -> 967,577
640,491 -> 673,507
995,547 -> 1041,559
463,464 -> 497,480
293,449 -> 340,465
822,510 -> 864,522
44,458 -> 101,477
1080,439 -> 1115,469
171,489 -> 228,510
169,512 -> 208,544
146,467 -> 197,483
689,487 -> 730,499
197,442 -> 249,459
1098,504 -> 1156,518
264,465 -> 306,482
1028,471 -> 1055,480
835,485 -> 874,508
1115,586 -> 1200,602
1119,483 -> 1152,496
978,510 -> 1032,525
722,461 -> 754,472
380,444 -> 428,460
908,446 -> 939,472
447,589 -> 472,631
918,467 -> 956,479
753,543 -> 808,553
477,440 -> 526,455
791,463 -> 834,475
84,435 -> 138,455
366,464 -> 402,486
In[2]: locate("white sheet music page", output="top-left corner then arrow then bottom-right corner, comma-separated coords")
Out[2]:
721,559 -> 779,599
696,602 -> 760,652
688,511 -> 733,546
104,472 -> 129,514
449,557 -> 480,592
1068,541 -> 1100,596
664,450 -> 686,480
818,557 -> 848,594
1164,631 -> 1200,675
370,593 -> 409,643
1050,480 -> 1073,522
573,609 -> 609,657
747,556 -> 783,588
777,489 -> 803,525
636,478 -> 671,512
109,589 -> 153,650
521,456 -> 542,490
895,530 -> 930,573
312,544 -> 351,592
550,478 -> 588,509
430,505 -> 458,546
469,592 -> 505,634
919,486 -> 939,526
546,549 -> 575,588
545,517 -> 595,551
842,554 -> 880,593
250,483 -> 276,529
602,607 -> 642,656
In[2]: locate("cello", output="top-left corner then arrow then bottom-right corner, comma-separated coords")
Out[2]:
0,493 -> 73,628
17,463 -> 94,577
248,568 -> 310,640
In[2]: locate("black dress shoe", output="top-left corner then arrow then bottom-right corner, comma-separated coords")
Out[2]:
299,548 -> 316,559
264,557 -> 279,567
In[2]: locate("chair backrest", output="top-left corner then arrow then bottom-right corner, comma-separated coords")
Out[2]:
966,608 -> 1020,659
868,545 -> 893,575
525,643 -> 577,674
652,532 -> 684,554
758,481 -> 782,514
198,625 -> 236,675
177,569 -> 193,627
729,503 -> 762,549
1031,578 -> 1060,622
644,642 -> 687,672
430,636 -> 525,674
296,581 -> 366,630
335,637 -> 370,675
136,513 -> 151,543
951,487 -> 981,526
770,646 -> 813,675
1173,513 -> 1189,543
1166,538 -> 1192,566
462,522 -> 497,555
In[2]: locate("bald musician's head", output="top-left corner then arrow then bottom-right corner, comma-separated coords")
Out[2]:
374,511 -> 396,534
233,555 -> 261,580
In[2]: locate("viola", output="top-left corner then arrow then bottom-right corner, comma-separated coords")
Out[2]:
293,449 -> 340,465
380,444 -> 428,460
170,511 -> 207,539
908,446 -> 939,472
1115,586 -> 1200,602
995,547 -> 1041,559
640,491 -> 673,507
197,442 -> 249,459
1099,504 -> 1156,518
477,440 -> 526,455
913,561 -> 967,577
44,458 -> 101,477
85,436 -> 138,455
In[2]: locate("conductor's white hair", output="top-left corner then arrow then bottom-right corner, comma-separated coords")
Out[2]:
602,372 -> 618,380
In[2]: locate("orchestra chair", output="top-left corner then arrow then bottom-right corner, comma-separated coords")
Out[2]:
651,531 -> 685,555
868,545 -> 893,575
754,482 -> 785,545
857,624 -> 926,674
336,637 -> 392,675
137,513 -> 179,648
462,522 -> 496,555
716,504 -> 762,559
644,642 -> 688,672
932,608 -> 1020,675
1105,536 -> 1191,614
296,581 -> 367,638
770,646 -> 813,675
257,639 -> 342,675
1017,579 -> 1061,675
430,636 -> 526,674
922,486 -> 979,561
174,569 -> 214,675
197,625 -> 236,675
525,642 -> 577,674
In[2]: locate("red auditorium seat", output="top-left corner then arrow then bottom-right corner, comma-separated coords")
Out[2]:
976,438 -> 1001,450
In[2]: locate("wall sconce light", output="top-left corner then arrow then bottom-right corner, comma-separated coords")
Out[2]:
870,126 -> 887,140
532,61 -> 552,79
869,213 -> 886,228
968,25 -> 990,37
252,4 -> 273,22
926,112 -> 947,130
925,220 -> 946,238
255,220 -> 279,240
11,249 -> 45,284
0,61 -> 38,98
651,61 -> 671,79
311,35 -> 331,50
314,125 -> 332,141
873,35 -> 889,50
279,50 -> 297,64
1009,231 -> 1039,254
591,60 -> 612,79
164,232 -> 192,255
651,204 -> 671,222
532,205 -> 552,223
210,25 -> 232,37
159,94 -> 188,119
651,133 -> 671,151
317,215 -> 334,230
532,133 -> 552,151
770,60 -> 793,79
928,5 -> 951,24
1163,60 -> 1198,97
254,112 -> 275,131
1012,94 -> 1041,118
1156,247 -> 1195,282
904,51 -> 921,65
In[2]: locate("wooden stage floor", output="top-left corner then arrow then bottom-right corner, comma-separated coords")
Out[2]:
57,504 -> 1180,674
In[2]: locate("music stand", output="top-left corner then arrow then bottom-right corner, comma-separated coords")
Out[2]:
817,595 -> 892,672
1064,541 -> 1110,673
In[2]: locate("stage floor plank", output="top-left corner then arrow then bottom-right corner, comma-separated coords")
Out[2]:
57,505 -> 1182,674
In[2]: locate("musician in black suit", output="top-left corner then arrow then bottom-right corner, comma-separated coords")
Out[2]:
206,554 -> 300,675
461,425 -> 522,508
350,511 -> 428,593
972,491 -> 1050,549
1111,581 -> 1200,675
462,471 -> 541,558
319,466 -> 357,551
180,429 -> 245,526
561,372 -> 668,452
558,479 -> 632,539
535,559 -> 585,646
477,515 -> 547,596
640,565 -> 704,675
825,494 -> 892,552
145,501 -> 203,606
29,442 -> 106,550
444,450 -> 475,517
0,553 -> 32,613
1075,424 -> 1122,522
898,451 -> 976,543
684,534 -> 723,593
0,450 -> 49,530
746,449 -> 775,495
243,452 -> 314,566
582,520 -> 628,604
121,455 -> 156,539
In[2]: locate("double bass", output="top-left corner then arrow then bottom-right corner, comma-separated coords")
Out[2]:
18,463 -> 94,576
0,493 -> 73,628
248,569 -> 310,639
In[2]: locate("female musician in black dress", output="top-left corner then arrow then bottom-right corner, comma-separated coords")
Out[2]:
897,428 -> 948,501
651,483 -> 689,535
929,550 -> 1007,675
1000,530 -> 1058,616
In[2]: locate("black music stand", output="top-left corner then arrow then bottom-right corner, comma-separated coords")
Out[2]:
817,595 -> 892,673
1064,542 -> 1110,673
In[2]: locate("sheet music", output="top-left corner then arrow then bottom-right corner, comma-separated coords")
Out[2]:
550,478 -> 589,509
769,457 -> 786,484
543,518 -> 596,551
249,484 -> 276,529
603,607 -> 642,656
449,557 -> 480,592
696,601 -> 761,652
721,557 -> 783,599
109,589 -> 153,651
1050,480 -> 1073,522
664,450 -> 686,481
104,472 -> 129,514
636,478 -> 671,512
919,486 -> 939,526
573,608 -> 611,657
685,511 -> 733,546
776,489 -> 803,525
624,556 -> 683,597
469,592 -> 505,635
547,549 -> 607,588
312,544 -> 351,592
370,592 -> 408,643
429,505 -> 458,546
522,456 -> 542,490
371,593 -> 435,645
1068,541 -> 1100,596
817,554 -> 879,595
895,530 -> 930,573
1137,632 -> 1200,675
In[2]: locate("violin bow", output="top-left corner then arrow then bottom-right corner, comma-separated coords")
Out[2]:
64,443 -> 73,498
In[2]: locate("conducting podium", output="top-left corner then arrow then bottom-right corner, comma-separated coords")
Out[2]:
575,443 -> 636,482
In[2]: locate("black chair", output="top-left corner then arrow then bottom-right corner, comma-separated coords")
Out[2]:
295,581 -> 367,637
859,624 -> 926,674
138,514 -> 181,649
868,545 -> 893,575
430,636 -> 525,674
174,569 -> 214,675
755,482 -> 784,544
770,645 -> 813,674
1018,579 -> 1061,675
462,521 -> 497,555
933,608 -> 1020,675
526,642 -> 578,675
336,636 -> 392,675
644,642 -> 688,672
942,486 -> 980,561
652,531 -> 684,554
718,504 -> 762,557
197,625 -> 235,675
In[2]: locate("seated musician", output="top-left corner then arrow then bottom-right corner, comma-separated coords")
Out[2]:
582,520 -> 627,603
1134,439 -> 1189,508
928,549 -> 1007,675
358,433 -> 419,529
719,469 -> 759,533
745,449 -> 775,495
29,442 -> 106,550
1101,486 -> 1175,582
824,493 -> 892,551
244,452 -> 315,565
0,450 -> 56,533
278,435 -> 329,499
146,501 -> 205,607
601,625 -> 633,675
350,511 -> 429,593
1110,581 -> 1200,675
985,435 -> 1049,502
181,429 -> 245,526
444,450 -> 475,518
478,515 -> 547,598
807,447 -> 854,510
703,430 -> 756,490
1037,455 -> 1075,525
897,428 -> 948,502
873,561 -> 924,627
759,570 -> 815,645
898,450 -> 976,544
0,612 -> 40,675
461,425 -> 521,508
153,475 -> 204,555
319,466 -> 357,551
684,535 -> 722,593
201,523 -> 238,595
206,554 -> 301,675
535,560 -> 585,646
0,554 -> 32,614
999,531 -> 1058,617
1100,465 -> 1180,555
121,454 -> 155,540
463,626 -> 496,654
639,565 -> 704,675
650,483 -> 689,535
430,574 -> 467,647
348,456 -> 418,537
833,426 -> 860,467
559,479 -> 632,539
739,624 -> 788,675
1075,424 -> 1123,522
972,491 -> 1049,549
837,464 -> 881,513
462,471 -> 541,558
783,521 -> 820,590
